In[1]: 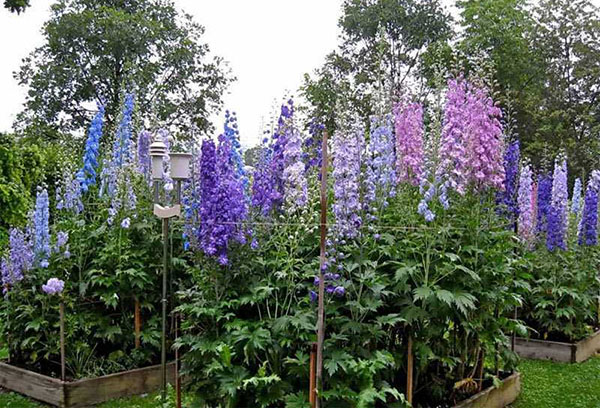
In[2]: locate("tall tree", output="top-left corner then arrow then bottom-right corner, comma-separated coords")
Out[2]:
16,0 -> 232,140
530,0 -> 600,177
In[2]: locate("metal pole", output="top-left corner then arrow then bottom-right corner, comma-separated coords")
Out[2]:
175,314 -> 182,408
161,217 -> 169,403
60,301 -> 66,382
315,130 -> 328,408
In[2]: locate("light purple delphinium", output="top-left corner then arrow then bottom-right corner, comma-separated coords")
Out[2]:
42,278 -> 65,295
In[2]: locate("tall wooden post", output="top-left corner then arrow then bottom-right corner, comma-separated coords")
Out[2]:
309,343 -> 317,407
60,302 -> 66,382
315,130 -> 329,408
134,298 -> 141,349
407,334 -> 413,404
175,314 -> 182,408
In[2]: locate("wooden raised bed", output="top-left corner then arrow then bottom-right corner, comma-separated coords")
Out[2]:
454,372 -> 521,408
0,361 -> 176,407
514,329 -> 600,363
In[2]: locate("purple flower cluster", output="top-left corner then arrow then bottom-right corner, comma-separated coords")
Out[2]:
332,118 -> 364,240
365,113 -> 397,206
1,228 -> 33,288
303,118 -> 324,171
56,172 -> 84,214
282,115 -> 308,211
394,100 -> 424,185
546,158 -> 568,251
137,130 -> 151,181
498,140 -> 520,228
33,188 -> 50,268
517,164 -> 535,243
76,105 -> 105,192
223,110 -> 247,185
196,136 -> 248,265
310,272 -> 345,302
579,171 -> 600,246
536,173 -> 553,235
42,278 -> 64,295
439,78 -> 504,195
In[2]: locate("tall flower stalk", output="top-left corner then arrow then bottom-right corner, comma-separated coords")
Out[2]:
77,105 -> 105,192
394,100 -> 424,185
547,158 -> 568,251
517,164 -> 535,244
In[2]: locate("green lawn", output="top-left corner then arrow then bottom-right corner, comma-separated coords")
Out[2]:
2,357 -> 600,407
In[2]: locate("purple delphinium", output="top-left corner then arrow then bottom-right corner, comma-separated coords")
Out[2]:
42,278 -> 65,295
517,164 -> 535,244
304,118 -> 324,172
1,228 -> 33,288
252,145 -> 280,215
439,77 -> 504,195
365,113 -> 397,206
33,188 -> 51,267
197,136 -> 248,265
547,158 -> 568,251
394,100 -> 424,185
137,130 -> 152,181
77,105 -> 105,192
536,173 -> 553,235
282,114 -> 308,211
121,217 -> 131,229
332,118 -> 363,240
579,173 -> 599,246
112,93 -> 135,168
497,140 -> 520,229
57,173 -> 84,214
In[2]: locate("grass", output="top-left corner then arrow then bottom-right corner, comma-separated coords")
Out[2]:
2,357 -> 600,407
512,356 -> 600,408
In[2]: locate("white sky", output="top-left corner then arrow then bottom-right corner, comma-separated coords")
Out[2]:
1,0 -> 599,146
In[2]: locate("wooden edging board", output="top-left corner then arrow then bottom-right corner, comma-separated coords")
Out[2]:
514,329 -> 600,363
0,361 -> 176,407
454,372 -> 521,408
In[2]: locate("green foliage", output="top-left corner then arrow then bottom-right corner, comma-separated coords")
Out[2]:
3,0 -> 29,13
15,0 -> 232,139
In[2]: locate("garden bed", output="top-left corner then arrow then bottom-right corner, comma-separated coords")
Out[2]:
514,329 -> 600,363
0,361 -> 176,407
453,372 -> 521,408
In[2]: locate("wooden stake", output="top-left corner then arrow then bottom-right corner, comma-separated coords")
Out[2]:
315,130 -> 329,408
309,343 -> 317,408
134,298 -> 141,349
477,350 -> 485,392
407,334 -> 413,405
175,313 -> 181,408
60,302 -> 66,382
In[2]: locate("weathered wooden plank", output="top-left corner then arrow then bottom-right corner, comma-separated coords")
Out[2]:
574,329 -> 600,362
454,372 -> 521,408
0,361 -> 64,406
64,362 -> 176,408
514,337 -> 575,362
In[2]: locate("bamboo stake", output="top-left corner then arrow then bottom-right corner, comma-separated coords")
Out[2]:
407,334 -> 414,404
134,298 -> 141,349
309,343 -> 317,408
60,301 -> 66,382
315,130 -> 329,408
477,350 -> 485,392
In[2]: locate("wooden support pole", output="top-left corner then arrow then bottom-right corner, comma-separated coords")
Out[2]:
309,343 -> 317,408
407,334 -> 413,405
60,302 -> 66,382
175,314 -> 182,408
134,298 -> 141,349
477,350 -> 485,392
315,130 -> 329,408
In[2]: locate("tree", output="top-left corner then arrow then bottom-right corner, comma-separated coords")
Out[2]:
4,0 -> 29,13
16,0 -> 232,141
529,0 -> 600,177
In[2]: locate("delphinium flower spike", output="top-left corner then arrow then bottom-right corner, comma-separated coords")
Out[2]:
77,105 -> 105,192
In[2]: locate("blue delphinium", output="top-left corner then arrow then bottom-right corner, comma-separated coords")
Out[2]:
137,130 -> 152,181
1,228 -> 33,288
33,188 -> 51,267
282,113 -> 308,212
113,93 -> 135,168
223,110 -> 247,186
579,176 -> 599,246
77,105 -> 105,192
364,113 -> 397,210
497,140 -> 520,229
536,173 -> 553,235
547,158 -> 568,251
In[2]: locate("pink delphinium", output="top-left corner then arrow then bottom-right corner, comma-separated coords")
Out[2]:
394,100 -> 424,185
